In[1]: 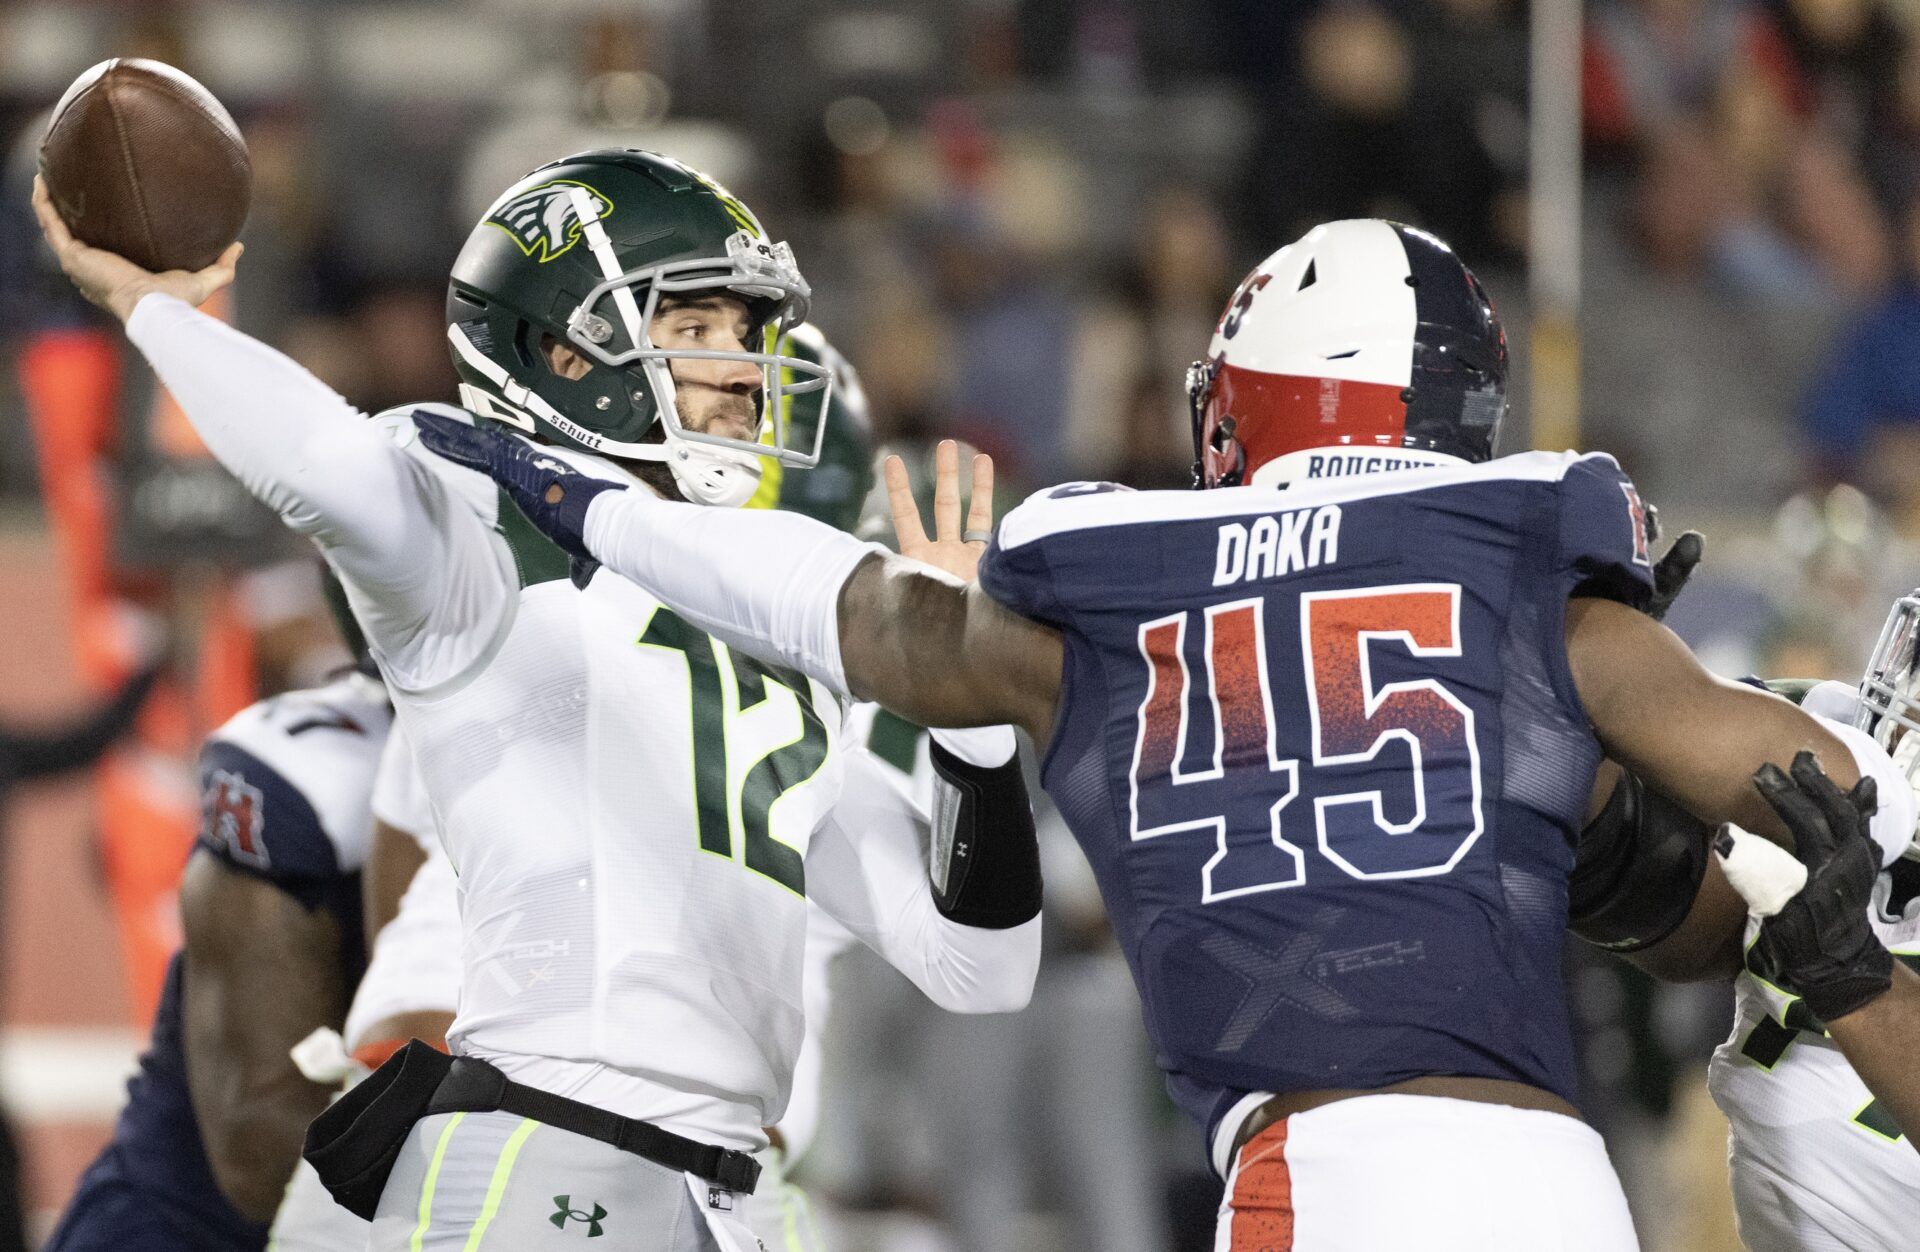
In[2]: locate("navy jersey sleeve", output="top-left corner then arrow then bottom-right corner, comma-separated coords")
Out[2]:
195,739 -> 342,898
977,482 -> 1133,626
1557,454 -> 1656,611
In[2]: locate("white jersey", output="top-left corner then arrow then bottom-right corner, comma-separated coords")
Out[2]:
198,672 -> 393,885
1704,683 -> 1920,1252
123,292 -> 1036,1157
1710,882 -> 1920,1251
342,721 -> 460,1049
374,412 -> 849,1148
279,706 -> 923,1252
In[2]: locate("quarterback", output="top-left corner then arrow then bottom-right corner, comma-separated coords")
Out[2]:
35,149 -> 1041,1252
269,327 -> 971,1252
418,219 -> 1917,1249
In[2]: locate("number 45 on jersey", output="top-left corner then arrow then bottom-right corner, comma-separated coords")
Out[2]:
1130,583 -> 1486,902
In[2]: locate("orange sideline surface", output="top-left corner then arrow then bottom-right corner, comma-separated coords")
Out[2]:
0,526 -> 134,1226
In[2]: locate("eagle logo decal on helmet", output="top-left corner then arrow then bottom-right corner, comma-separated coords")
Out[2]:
486,180 -> 613,263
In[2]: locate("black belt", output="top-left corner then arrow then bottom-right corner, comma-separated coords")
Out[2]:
428,1056 -> 761,1194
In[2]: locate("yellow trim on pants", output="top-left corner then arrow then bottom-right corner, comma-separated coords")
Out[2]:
464,1118 -> 541,1250
410,1112 -> 467,1252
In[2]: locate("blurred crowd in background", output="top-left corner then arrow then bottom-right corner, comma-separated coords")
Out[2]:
2,0 -> 1920,1249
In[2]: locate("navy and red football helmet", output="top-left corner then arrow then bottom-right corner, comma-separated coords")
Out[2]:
1188,220 -> 1508,489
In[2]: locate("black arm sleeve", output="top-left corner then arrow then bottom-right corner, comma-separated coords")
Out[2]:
926,740 -> 1043,929
1568,769 -> 1713,952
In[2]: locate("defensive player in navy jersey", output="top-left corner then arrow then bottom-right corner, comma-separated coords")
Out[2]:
46,656 -> 391,1252
404,218 -> 1916,1250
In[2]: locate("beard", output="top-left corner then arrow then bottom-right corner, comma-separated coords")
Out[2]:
675,386 -> 758,439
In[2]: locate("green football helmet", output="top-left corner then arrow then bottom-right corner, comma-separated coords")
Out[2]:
749,322 -> 876,535
445,148 -> 831,507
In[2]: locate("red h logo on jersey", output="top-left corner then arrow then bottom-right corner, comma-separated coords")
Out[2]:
1619,483 -> 1651,567
205,770 -> 269,869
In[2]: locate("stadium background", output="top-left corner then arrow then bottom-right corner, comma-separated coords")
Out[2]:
1,0 -> 1918,1248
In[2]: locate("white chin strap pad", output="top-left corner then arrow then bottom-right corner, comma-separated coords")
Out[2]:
668,440 -> 764,508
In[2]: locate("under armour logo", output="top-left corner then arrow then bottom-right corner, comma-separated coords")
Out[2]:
551,1195 -> 607,1237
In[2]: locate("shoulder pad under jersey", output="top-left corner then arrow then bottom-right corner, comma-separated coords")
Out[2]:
373,403 -> 503,524
1552,451 -> 1656,611
977,482 -> 1134,625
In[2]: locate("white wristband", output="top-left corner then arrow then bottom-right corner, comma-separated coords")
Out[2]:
930,724 -> 1018,769
1713,825 -> 1808,918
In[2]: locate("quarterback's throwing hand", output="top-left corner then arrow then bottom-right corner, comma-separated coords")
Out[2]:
1728,751 -> 1892,1024
886,440 -> 995,583
31,175 -> 240,324
411,411 -> 624,562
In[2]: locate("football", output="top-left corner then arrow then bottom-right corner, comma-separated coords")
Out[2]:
37,58 -> 251,273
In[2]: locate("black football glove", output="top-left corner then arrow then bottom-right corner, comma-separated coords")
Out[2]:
411,410 -> 625,562
1645,530 -> 1703,623
1734,750 -> 1892,1024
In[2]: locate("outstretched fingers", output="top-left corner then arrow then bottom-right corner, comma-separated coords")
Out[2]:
411,411 -> 499,475
1753,757 -> 1837,859
883,454 -> 927,553
1787,750 -> 1875,837
31,176 -> 74,253
933,439 -> 962,544
966,451 -> 995,544
196,242 -> 244,297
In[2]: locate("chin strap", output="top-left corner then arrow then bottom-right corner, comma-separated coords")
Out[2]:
449,322 -> 763,508
664,438 -> 763,508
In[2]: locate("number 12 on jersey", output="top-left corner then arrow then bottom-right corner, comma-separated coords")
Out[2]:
1129,583 -> 1485,902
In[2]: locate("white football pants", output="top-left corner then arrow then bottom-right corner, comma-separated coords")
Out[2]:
1214,1094 -> 1640,1251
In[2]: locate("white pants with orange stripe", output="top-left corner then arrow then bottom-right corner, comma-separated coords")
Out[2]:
1213,1094 -> 1640,1251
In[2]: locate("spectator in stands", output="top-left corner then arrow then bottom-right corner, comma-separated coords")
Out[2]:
1070,186 -> 1232,487
1591,0 -> 1892,300
928,197 -> 1074,486
1861,36 -> 1920,225
1799,190 -> 1920,523
1763,0 -> 1905,164
1242,3 -> 1513,265
1586,0 -> 1800,144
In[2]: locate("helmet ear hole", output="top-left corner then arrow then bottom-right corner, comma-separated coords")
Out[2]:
511,320 -> 540,370
539,333 -> 594,382
1211,416 -> 1238,452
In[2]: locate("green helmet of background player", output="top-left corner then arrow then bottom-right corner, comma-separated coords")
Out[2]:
749,323 -> 876,535
445,149 -> 832,508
